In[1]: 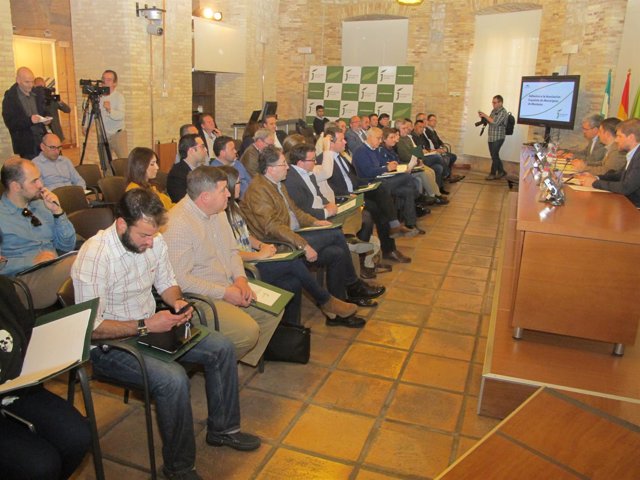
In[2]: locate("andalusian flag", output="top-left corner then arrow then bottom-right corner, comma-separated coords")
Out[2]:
600,69 -> 611,117
618,70 -> 630,120
631,84 -> 640,119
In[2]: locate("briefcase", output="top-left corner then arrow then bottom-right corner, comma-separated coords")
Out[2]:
263,323 -> 310,364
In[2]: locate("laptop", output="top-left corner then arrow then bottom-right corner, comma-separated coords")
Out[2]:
137,323 -> 200,354
248,110 -> 261,123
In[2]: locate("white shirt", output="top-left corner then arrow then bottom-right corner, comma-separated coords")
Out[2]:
203,131 -> 216,157
71,222 -> 177,329
626,143 -> 640,170
99,89 -> 125,136
292,165 -> 327,218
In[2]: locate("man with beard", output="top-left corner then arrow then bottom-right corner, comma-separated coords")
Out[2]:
0,157 -> 76,308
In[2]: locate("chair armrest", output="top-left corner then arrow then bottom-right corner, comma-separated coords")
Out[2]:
442,143 -> 451,153
244,262 -> 260,280
92,340 -> 151,392
182,292 -> 220,332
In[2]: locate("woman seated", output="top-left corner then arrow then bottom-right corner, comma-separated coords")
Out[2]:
218,165 -> 360,326
125,147 -> 173,210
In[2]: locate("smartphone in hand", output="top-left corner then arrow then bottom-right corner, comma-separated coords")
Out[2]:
173,301 -> 195,315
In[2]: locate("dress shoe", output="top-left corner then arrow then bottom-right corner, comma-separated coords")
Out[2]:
419,195 -> 436,206
406,225 -> 426,235
440,188 -> 451,195
447,174 -> 465,183
359,265 -> 377,279
495,171 -> 507,180
434,196 -> 449,205
415,205 -> 431,217
382,250 -> 412,263
346,236 -> 374,254
375,263 -> 393,273
346,279 -> 386,300
346,297 -> 378,307
390,224 -> 419,238
325,315 -> 366,328
485,174 -> 496,180
162,467 -> 203,480
320,295 -> 357,319
206,431 -> 261,451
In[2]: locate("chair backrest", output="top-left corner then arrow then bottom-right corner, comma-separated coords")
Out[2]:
57,277 -> 75,308
75,164 -> 103,190
98,176 -> 127,204
111,158 -> 129,178
152,171 -> 168,193
53,185 -> 90,214
68,207 -> 114,241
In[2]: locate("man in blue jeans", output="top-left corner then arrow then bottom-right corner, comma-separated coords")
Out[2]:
71,188 -> 259,480
478,94 -> 508,180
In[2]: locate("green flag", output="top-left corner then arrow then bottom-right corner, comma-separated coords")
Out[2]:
632,84 -> 640,119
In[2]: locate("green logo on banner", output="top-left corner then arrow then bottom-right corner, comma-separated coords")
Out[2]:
342,84 -> 359,101
308,83 -> 325,100
396,66 -> 415,85
326,66 -> 344,83
393,103 -> 412,120
376,84 -> 395,102
361,67 -> 378,84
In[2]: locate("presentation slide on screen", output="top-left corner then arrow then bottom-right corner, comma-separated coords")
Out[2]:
519,81 -> 575,122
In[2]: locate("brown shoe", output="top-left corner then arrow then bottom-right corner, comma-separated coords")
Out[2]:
360,265 -> 377,279
389,225 -> 419,239
382,250 -> 412,263
320,296 -> 358,319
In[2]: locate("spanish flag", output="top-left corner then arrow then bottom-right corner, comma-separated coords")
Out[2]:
618,70 -> 630,120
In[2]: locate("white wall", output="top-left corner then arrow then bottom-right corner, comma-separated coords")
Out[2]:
462,10 -> 542,162
342,18 -> 408,66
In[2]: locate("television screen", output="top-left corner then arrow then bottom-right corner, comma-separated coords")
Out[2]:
261,101 -> 278,121
517,75 -> 580,130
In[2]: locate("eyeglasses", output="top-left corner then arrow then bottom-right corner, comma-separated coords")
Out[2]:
272,163 -> 288,168
22,208 -> 42,227
44,144 -> 62,151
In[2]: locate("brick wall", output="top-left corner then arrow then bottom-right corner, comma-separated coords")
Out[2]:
0,0 -> 14,161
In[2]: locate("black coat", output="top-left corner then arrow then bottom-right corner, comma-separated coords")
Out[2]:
2,83 -> 47,159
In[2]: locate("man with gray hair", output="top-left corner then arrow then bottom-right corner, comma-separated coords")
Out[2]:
240,128 -> 275,177
569,114 -> 606,165
164,166 -> 281,366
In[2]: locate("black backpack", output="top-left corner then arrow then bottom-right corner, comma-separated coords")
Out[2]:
0,276 -> 35,385
505,112 -> 515,135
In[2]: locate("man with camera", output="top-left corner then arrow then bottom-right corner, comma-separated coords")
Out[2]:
99,69 -> 128,159
34,77 -> 71,142
2,67 -> 51,160
478,95 -> 508,180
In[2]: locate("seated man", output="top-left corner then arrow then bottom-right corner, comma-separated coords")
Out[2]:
32,133 -> 86,190
72,188 -> 259,480
262,114 -> 287,149
241,145 -> 384,323
0,157 -> 76,309
164,166 -> 281,367
198,112 -> 222,159
422,113 -> 464,182
345,116 -> 365,155
240,128 -> 275,178
571,117 -> 626,176
411,119 -> 452,182
175,124 -> 199,164
352,127 -> 423,233
578,118 -> 640,206
321,127 -> 414,264
210,135 -> 252,199
167,133 -> 209,203
567,114 -> 606,165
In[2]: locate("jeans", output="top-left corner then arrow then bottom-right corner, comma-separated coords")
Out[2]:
422,156 -> 446,189
488,139 -> 505,175
0,386 -> 90,480
257,258 -> 331,324
90,331 -> 239,476
299,228 -> 358,299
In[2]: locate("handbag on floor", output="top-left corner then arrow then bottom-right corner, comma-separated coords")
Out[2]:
263,323 -> 310,364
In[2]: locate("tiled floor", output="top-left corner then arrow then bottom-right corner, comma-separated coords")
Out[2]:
58,169 -> 512,480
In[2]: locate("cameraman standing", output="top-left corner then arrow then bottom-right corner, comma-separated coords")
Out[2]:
99,69 -> 127,159
34,77 -> 71,142
2,67 -> 50,159
478,95 -> 508,180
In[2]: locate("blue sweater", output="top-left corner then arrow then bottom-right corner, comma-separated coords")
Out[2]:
353,144 -> 388,180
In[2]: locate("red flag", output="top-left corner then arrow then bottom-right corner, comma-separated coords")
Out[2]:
618,70 -> 630,120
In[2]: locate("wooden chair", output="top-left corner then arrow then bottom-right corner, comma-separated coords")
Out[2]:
97,176 -> 127,206
67,207 -> 115,241
111,158 -> 129,177
52,185 -> 90,214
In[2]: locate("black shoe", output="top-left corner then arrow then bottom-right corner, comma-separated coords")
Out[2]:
419,195 -> 436,206
162,467 -> 203,480
326,315 -> 366,328
206,431 -> 261,451
434,196 -> 449,205
440,189 -> 451,195
447,174 -> 465,183
382,250 -> 412,263
415,205 -> 430,217
495,171 -> 507,179
347,280 -> 385,300
346,297 -> 378,307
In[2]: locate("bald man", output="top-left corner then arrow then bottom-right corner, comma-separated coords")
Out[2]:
33,133 -> 86,190
2,67 -> 51,159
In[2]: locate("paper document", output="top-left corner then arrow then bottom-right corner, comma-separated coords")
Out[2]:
568,185 -> 610,193
250,282 -> 281,307
337,198 -> 357,214
269,252 -> 296,260
35,115 -> 53,124
353,182 -> 380,194
396,164 -> 408,173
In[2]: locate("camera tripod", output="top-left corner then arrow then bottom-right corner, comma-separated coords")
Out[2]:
79,94 -> 114,175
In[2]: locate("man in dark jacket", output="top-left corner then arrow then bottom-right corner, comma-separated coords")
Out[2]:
2,67 -> 50,159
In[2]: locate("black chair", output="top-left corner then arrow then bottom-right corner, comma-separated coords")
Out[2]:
97,176 -> 127,206
6,276 -> 105,480
75,164 -> 103,197
53,185 -> 90,214
67,207 -> 115,241
111,158 -> 129,177
57,279 -> 219,480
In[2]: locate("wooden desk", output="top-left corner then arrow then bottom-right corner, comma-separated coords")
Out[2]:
510,174 -> 640,352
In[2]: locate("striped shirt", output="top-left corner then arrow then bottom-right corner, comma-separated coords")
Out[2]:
488,106 -> 508,142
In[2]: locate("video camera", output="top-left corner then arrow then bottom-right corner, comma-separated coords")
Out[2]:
79,79 -> 110,97
42,86 -> 60,103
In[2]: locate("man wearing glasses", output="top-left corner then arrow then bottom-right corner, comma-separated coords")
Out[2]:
33,133 -> 86,190
167,133 -> 209,203
0,157 -> 76,308
567,114 -> 607,167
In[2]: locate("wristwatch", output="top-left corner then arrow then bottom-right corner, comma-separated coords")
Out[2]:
137,319 -> 149,336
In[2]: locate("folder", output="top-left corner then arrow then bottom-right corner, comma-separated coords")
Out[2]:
248,278 -> 295,316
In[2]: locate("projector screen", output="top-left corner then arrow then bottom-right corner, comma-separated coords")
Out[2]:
517,75 -> 580,130
193,17 -> 246,73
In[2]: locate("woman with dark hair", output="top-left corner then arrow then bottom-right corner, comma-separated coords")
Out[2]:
217,165 -> 359,326
125,146 -> 173,209
238,121 -> 260,157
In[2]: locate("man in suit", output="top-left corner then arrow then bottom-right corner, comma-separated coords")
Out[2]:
199,113 -> 222,159
2,67 -> 49,159
167,133 -> 208,203
422,113 -> 464,183
240,128 -> 275,178
345,116 -> 365,155
262,114 -> 287,149
571,117 -> 626,176
579,118 -> 640,207
313,105 -> 329,136
569,114 -> 606,166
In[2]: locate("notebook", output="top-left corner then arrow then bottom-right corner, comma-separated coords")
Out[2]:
137,323 -> 201,354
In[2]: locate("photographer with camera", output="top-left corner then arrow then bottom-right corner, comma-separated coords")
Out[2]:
2,67 -> 51,159
34,77 -> 71,142
99,69 -> 127,159
478,95 -> 508,180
